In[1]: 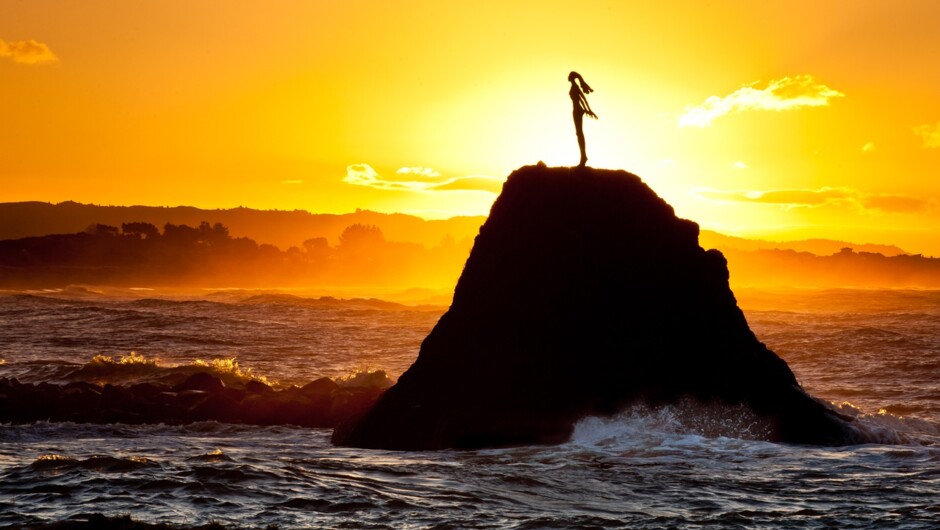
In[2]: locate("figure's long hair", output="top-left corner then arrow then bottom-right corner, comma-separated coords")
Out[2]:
568,71 -> 593,94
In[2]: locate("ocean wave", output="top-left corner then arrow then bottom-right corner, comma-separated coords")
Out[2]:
27,285 -> 109,299
569,401 -> 776,450
25,454 -> 158,473
62,351 -> 275,388
2,350 -> 400,392
129,297 -> 224,308
833,401 -> 940,445
0,359 -> 84,383
1,361 -> 392,428
568,400 -> 940,450
186,449 -> 235,463
335,368 -> 395,389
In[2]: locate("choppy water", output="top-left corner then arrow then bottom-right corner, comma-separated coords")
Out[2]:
1,288 -> 938,529
0,290 -> 439,387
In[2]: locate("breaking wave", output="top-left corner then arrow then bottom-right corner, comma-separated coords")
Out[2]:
69,351 -> 274,388
569,400 -> 940,450
25,454 -> 159,473
570,402 -> 774,450
833,401 -> 940,446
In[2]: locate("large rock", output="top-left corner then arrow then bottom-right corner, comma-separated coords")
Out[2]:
333,165 -> 859,450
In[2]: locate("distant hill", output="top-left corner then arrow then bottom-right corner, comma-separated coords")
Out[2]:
0,220 -> 471,291
719,247 -> 940,288
0,201 -> 911,258
699,230 -> 907,257
4,200 -> 939,291
0,201 -> 486,250
698,230 -> 939,288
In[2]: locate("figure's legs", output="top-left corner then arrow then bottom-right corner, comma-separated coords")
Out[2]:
574,112 -> 587,167
577,129 -> 587,167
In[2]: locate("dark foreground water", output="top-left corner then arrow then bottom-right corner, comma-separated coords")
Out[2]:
1,288 -> 938,529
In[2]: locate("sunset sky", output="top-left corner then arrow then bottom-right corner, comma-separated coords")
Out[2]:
3,1 -> 940,254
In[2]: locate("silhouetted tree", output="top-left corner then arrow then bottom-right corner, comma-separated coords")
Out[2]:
258,243 -> 280,257
212,222 -> 229,239
303,237 -> 332,262
86,224 -> 120,237
338,224 -> 385,250
121,222 -> 159,240
198,221 -> 230,245
163,223 -> 200,245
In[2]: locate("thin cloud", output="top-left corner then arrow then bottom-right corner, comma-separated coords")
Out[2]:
345,164 -> 502,194
913,122 -> 940,148
862,194 -> 934,214
0,39 -> 58,65
396,167 -> 441,178
679,75 -> 844,128
431,177 -> 504,193
695,187 -> 934,214
697,187 -> 853,207
861,142 -> 876,153
281,180 -> 304,185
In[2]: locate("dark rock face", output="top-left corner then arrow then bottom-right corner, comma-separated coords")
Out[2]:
333,165 -> 859,450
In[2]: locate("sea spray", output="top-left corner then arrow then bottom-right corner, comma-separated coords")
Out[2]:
569,401 -> 775,448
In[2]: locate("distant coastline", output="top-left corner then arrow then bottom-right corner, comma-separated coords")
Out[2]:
2,201 -> 940,291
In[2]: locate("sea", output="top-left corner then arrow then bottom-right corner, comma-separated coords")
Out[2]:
0,287 -> 938,529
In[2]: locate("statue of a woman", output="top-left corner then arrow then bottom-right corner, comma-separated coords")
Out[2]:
568,71 -> 598,168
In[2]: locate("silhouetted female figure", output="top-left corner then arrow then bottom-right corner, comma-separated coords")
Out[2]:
569,71 -> 598,168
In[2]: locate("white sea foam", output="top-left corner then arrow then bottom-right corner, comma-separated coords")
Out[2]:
833,401 -> 940,445
568,401 -> 776,451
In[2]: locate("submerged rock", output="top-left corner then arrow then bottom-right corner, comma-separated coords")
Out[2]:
333,165 -> 860,450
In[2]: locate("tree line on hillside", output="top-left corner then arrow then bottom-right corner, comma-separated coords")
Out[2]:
0,201 -> 487,250
3,221 -> 940,290
0,221 -> 472,289
723,247 -> 940,288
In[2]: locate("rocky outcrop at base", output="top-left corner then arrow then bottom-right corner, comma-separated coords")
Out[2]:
0,373 -> 385,428
333,164 -> 860,450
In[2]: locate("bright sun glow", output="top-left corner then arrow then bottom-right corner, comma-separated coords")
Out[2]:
1,1 -> 939,254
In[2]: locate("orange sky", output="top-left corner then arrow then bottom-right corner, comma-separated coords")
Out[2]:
2,1 -> 940,254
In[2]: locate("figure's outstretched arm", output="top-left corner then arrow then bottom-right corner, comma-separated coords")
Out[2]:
579,93 -> 598,119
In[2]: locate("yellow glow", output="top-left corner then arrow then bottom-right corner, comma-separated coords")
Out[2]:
2,1 -> 940,254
